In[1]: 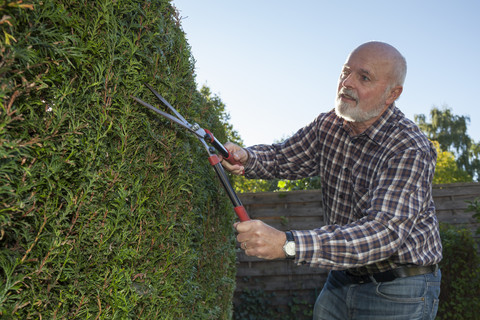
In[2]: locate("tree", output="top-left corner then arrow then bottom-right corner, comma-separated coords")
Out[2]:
415,106 -> 480,180
431,141 -> 472,184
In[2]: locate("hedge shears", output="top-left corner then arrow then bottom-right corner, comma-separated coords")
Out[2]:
132,84 -> 250,222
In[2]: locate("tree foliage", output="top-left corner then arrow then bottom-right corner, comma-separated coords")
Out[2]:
415,106 -> 480,180
233,176 -> 322,193
431,141 -> 472,184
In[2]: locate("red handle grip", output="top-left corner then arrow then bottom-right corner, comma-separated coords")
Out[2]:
234,206 -> 250,222
204,129 -> 243,167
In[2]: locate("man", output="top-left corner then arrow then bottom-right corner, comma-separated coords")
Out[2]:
221,41 -> 442,319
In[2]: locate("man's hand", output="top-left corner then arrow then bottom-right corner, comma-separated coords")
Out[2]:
234,220 -> 287,260
220,142 -> 248,175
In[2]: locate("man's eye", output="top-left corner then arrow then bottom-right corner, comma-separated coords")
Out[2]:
361,75 -> 370,81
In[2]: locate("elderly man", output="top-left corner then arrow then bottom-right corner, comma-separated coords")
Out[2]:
222,42 -> 442,319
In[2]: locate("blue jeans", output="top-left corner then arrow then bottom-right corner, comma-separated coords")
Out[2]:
313,268 -> 441,320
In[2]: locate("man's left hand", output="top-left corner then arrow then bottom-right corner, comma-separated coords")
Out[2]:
234,220 -> 287,260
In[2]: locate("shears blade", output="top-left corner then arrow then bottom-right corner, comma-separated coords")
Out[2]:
131,96 -> 192,133
144,83 -> 190,126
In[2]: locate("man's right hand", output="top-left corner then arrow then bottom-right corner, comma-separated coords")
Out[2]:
220,142 -> 248,175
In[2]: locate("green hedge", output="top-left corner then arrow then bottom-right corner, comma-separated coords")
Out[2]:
437,224 -> 480,320
1,0 -> 236,318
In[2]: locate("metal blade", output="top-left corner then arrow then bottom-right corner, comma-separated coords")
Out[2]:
144,84 -> 190,125
132,96 -> 194,133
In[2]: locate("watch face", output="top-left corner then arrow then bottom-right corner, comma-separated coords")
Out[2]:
285,242 -> 295,256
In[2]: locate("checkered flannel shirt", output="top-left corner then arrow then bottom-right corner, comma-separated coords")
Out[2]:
244,104 -> 442,273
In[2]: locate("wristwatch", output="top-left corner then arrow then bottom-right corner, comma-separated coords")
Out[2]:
283,231 -> 295,260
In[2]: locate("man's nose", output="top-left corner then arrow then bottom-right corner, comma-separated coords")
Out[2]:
341,73 -> 354,88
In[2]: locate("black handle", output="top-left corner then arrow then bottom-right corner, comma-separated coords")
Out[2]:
208,155 -> 250,222
204,130 -> 243,166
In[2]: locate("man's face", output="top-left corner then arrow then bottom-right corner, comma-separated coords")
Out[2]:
335,47 -> 396,123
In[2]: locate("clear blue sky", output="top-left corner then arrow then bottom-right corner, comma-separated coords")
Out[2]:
172,0 -> 480,147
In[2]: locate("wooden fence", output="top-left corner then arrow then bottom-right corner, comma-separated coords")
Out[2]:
234,182 -> 480,315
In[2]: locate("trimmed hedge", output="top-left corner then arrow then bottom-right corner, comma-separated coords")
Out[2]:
437,224 -> 480,320
1,0 -> 236,318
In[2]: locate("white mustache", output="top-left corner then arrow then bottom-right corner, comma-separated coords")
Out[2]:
338,89 -> 358,102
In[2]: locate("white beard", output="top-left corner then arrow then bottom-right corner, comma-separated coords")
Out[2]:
335,88 -> 389,122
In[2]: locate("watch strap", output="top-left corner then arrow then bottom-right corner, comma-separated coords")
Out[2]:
285,231 -> 294,242
284,231 -> 295,259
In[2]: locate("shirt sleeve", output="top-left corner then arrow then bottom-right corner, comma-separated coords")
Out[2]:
292,147 -> 437,270
243,116 -> 322,180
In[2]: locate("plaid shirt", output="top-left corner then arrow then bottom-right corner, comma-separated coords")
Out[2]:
244,104 -> 442,273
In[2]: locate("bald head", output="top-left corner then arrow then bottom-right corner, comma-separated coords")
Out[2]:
348,42 -> 407,88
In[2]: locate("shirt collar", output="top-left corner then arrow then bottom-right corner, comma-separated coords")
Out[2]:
341,104 -> 398,144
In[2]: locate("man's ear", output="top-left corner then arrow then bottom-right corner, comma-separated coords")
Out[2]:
386,86 -> 403,104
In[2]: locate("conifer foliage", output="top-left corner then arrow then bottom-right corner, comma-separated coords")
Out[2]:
1,1 -> 236,318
